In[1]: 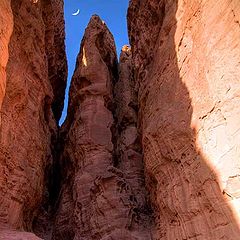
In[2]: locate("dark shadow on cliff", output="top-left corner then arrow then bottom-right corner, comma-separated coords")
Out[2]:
128,0 -> 240,238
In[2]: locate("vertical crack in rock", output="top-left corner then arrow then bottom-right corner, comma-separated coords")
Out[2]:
41,0 -> 68,122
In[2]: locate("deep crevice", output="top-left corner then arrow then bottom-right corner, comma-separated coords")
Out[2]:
42,0 -> 67,122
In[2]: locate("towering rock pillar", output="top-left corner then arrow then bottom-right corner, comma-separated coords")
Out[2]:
53,14 -> 118,239
53,16 -> 152,240
128,0 -> 240,239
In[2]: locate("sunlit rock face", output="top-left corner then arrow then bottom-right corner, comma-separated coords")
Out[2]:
128,0 -> 240,239
0,1 -> 13,124
0,0 -> 67,238
52,15 -> 152,240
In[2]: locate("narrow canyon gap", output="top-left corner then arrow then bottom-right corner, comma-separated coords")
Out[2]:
0,0 -> 240,240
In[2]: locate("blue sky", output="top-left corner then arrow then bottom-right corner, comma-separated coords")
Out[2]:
59,0 -> 129,125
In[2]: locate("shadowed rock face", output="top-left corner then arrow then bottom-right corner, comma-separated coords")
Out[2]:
128,0 -> 240,239
41,0 -> 68,121
0,229 -> 42,240
0,0 -> 67,239
1,0 -> 240,239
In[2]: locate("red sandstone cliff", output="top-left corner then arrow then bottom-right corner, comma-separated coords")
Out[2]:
0,0 -> 67,239
128,0 -> 240,239
0,0 -> 240,239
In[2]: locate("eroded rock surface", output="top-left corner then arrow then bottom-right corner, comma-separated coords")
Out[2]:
113,45 -> 153,235
128,0 -> 240,239
52,16 -> 152,240
42,0 -> 68,121
0,0 -> 13,124
0,229 -> 42,240
1,0 -> 240,239
0,1 -> 67,239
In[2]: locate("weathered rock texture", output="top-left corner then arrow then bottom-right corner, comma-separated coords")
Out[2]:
0,229 -> 42,240
113,45 -> 153,236
52,16 -> 152,240
128,0 -> 240,239
42,0 -> 68,121
0,1 -> 67,239
0,0 -> 13,124
1,0 -> 240,239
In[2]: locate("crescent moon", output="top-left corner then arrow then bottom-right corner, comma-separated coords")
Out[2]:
72,9 -> 80,16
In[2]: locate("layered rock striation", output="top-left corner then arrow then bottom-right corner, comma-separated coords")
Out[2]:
128,0 -> 240,239
0,0 -> 67,239
1,0 -> 240,239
